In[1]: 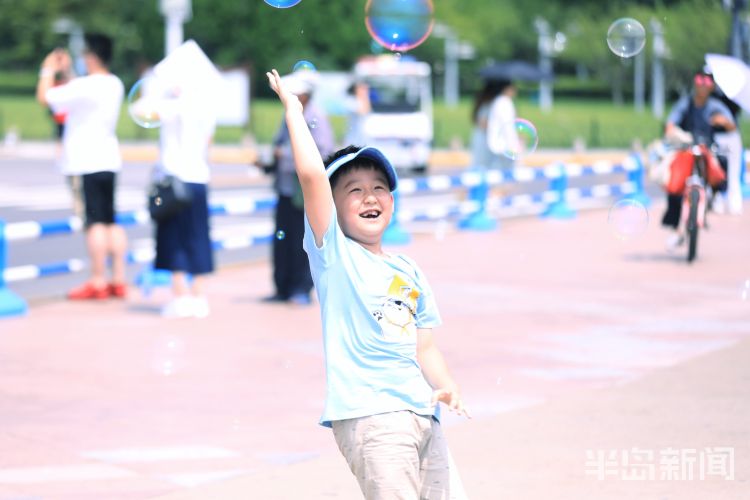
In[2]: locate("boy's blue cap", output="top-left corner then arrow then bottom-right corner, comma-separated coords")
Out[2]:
325,147 -> 398,191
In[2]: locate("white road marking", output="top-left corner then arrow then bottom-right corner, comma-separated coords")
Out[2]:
161,469 -> 251,487
0,464 -> 136,484
80,445 -> 241,463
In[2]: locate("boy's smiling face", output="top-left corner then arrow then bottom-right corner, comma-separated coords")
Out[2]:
332,165 -> 394,250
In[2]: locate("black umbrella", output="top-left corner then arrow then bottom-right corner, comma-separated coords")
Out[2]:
478,61 -> 553,82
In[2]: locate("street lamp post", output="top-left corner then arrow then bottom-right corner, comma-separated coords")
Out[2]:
52,18 -> 85,76
534,17 -> 565,112
650,18 -> 666,119
634,50 -> 645,112
729,0 -> 748,60
159,0 -> 192,56
432,23 -> 475,108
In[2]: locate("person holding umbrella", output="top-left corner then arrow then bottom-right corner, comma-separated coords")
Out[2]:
485,78 -> 519,170
473,61 -> 549,170
470,79 -> 518,170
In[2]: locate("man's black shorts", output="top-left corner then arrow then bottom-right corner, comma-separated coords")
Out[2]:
82,171 -> 117,226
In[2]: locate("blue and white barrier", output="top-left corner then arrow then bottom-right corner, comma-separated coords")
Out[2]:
0,220 -> 28,317
0,155 -> 647,317
2,196 -> 278,244
392,153 -> 646,232
0,195 -> 277,317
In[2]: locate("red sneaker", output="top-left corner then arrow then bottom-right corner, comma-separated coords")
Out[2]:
109,283 -> 128,298
67,282 -> 110,300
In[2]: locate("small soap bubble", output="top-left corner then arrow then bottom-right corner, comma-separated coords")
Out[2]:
264,0 -> 302,8
308,118 -> 318,129
608,199 -> 649,240
293,60 -> 316,73
501,118 -> 539,160
127,77 -> 162,129
365,0 -> 434,52
276,230 -> 286,240
741,279 -> 750,301
607,18 -> 646,58
150,335 -> 186,376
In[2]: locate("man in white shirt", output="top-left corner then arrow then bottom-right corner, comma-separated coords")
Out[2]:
36,34 -> 128,300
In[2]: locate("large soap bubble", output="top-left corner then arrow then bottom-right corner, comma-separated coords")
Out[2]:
264,0 -> 303,8
607,18 -> 646,58
127,77 -> 163,129
365,0 -> 434,52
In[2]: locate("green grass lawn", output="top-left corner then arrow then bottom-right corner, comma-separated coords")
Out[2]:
2,93 -> 746,149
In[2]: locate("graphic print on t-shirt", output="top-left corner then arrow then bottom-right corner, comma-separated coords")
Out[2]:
372,275 -> 420,340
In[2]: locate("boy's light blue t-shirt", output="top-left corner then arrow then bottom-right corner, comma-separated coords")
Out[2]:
303,206 -> 442,427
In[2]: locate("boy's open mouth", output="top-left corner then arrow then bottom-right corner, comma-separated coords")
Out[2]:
360,209 -> 381,219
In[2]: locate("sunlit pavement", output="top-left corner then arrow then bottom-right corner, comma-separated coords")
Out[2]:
0,198 -> 748,499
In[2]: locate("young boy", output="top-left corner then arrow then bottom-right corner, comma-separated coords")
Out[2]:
267,69 -> 470,499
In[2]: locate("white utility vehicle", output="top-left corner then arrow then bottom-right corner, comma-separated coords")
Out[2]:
354,55 -> 433,174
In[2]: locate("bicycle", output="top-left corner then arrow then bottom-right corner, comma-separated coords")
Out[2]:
666,138 -> 726,263
684,144 -> 709,262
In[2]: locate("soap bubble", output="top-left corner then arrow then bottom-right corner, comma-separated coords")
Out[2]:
276,230 -> 286,240
264,0 -> 302,8
501,119 -> 539,160
607,18 -> 646,58
608,199 -> 649,240
127,77 -> 163,129
150,335 -> 187,376
365,0 -> 434,52
293,60 -> 316,73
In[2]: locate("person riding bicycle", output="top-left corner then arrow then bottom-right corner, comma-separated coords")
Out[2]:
661,70 -> 736,250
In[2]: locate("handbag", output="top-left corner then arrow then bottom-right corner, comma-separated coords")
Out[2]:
665,146 -> 726,195
148,174 -> 193,221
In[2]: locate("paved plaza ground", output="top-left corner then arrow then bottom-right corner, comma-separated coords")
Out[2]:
0,184 -> 748,499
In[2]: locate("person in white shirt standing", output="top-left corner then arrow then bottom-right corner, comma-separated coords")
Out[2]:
485,79 -> 520,171
152,83 -> 217,319
36,34 -> 128,300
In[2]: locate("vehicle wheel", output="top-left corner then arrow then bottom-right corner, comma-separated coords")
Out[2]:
687,187 -> 700,263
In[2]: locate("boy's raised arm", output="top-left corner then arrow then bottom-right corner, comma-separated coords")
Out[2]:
266,69 -> 332,246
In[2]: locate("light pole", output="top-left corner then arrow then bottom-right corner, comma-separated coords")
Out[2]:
634,50 -> 645,112
159,0 -> 192,56
52,17 -> 85,76
534,17 -> 564,112
432,23 -> 475,108
650,18 -> 666,119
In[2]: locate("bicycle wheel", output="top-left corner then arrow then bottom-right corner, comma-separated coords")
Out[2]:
687,187 -> 700,263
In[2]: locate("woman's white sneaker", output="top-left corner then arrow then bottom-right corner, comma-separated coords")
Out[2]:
161,296 -> 194,318
192,296 -> 210,319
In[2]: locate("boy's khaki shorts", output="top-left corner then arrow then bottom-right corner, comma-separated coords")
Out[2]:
332,410 -> 456,500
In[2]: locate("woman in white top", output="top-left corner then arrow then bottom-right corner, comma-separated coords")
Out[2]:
471,79 -> 519,171
152,85 -> 217,318
486,80 -> 519,170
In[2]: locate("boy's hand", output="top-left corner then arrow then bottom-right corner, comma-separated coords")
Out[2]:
431,387 -> 472,418
266,69 -> 303,115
